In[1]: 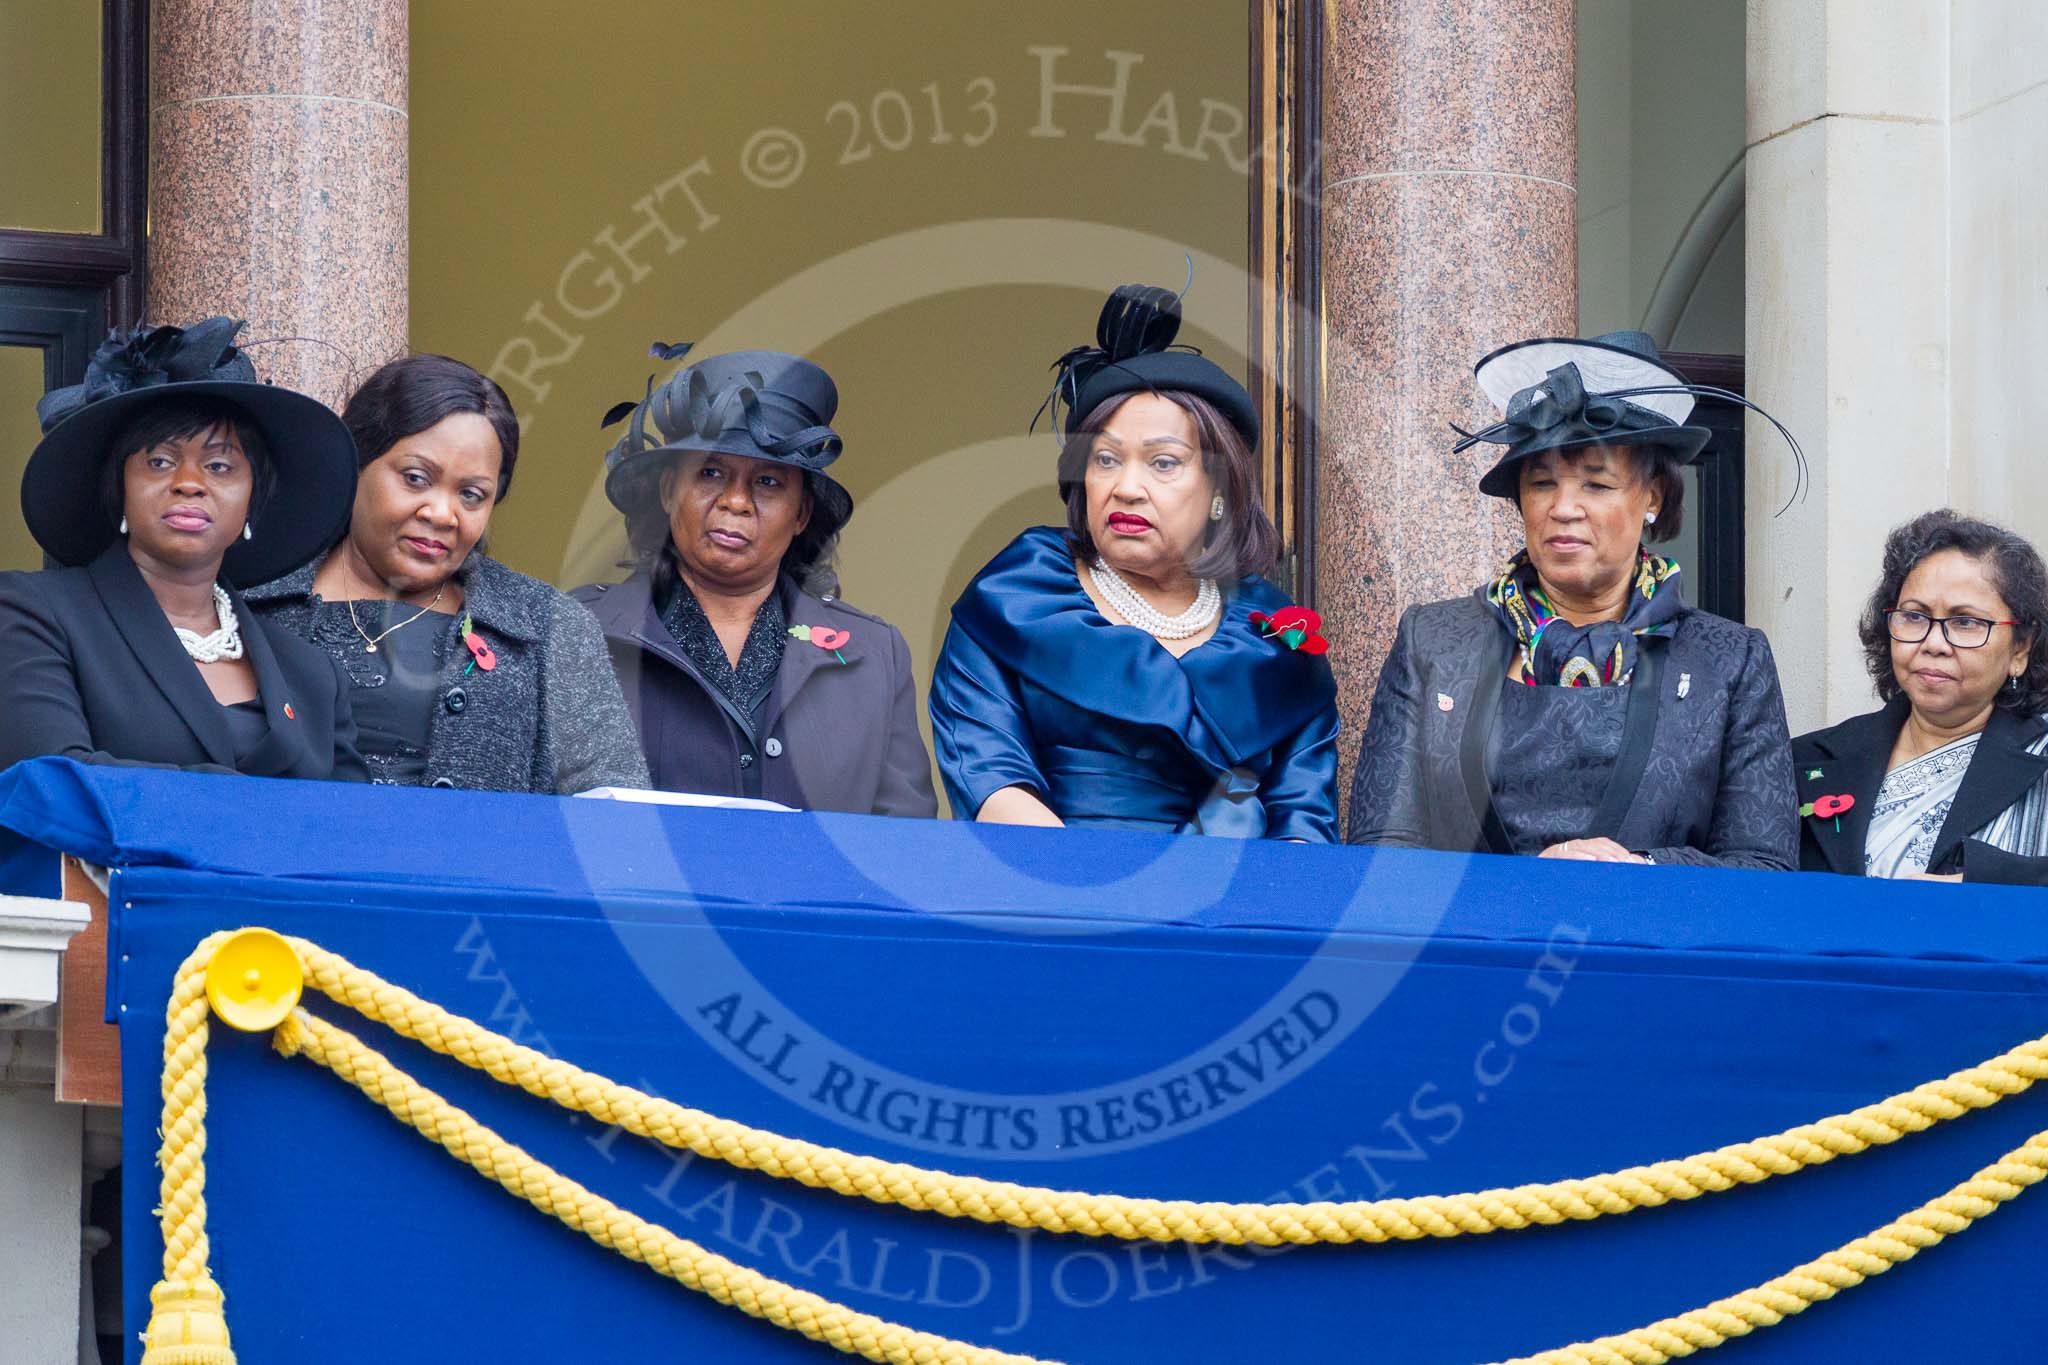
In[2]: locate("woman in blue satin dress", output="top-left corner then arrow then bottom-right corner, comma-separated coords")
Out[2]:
929,284 -> 1340,840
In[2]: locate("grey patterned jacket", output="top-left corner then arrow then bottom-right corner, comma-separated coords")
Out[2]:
1347,593 -> 1797,869
247,552 -> 649,794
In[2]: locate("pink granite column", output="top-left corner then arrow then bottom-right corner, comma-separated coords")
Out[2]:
148,0 -> 408,408
1316,0 -> 1578,807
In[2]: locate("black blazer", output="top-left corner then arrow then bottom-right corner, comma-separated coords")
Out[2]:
0,544 -> 365,780
1792,697 -> 2048,886
1348,594 -> 1797,868
575,571 -> 936,818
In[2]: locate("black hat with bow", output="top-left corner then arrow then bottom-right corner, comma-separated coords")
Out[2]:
1454,331 -> 1808,507
1454,332 -> 1718,498
602,345 -> 852,541
1041,282 -> 1258,493
21,317 -> 359,585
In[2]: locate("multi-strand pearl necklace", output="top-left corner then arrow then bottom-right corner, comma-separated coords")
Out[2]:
175,585 -> 245,663
1088,557 -> 1220,639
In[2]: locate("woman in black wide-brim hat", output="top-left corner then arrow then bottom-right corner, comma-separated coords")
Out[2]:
1348,331 -> 1797,866
572,345 -> 936,816
0,318 -> 366,779
928,283 -> 1340,839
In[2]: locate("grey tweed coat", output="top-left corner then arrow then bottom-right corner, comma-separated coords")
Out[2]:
248,552 -> 648,794
1347,594 -> 1797,869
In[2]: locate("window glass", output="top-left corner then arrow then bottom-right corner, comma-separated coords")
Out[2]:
0,3 -> 103,234
410,2 -> 1254,708
0,342 -> 50,569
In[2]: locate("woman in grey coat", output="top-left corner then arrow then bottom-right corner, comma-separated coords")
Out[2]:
249,355 -> 647,794
574,346 -> 935,817
1348,333 -> 1798,868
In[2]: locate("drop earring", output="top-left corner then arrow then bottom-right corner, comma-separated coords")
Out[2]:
118,516 -> 128,535
1210,495 -> 1225,521
242,522 -> 253,541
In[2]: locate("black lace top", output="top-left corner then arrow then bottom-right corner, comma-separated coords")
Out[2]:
658,574 -> 786,724
338,604 -> 455,785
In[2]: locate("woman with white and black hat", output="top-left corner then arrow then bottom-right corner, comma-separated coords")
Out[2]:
0,318 -> 365,779
574,345 -> 936,816
1348,332 -> 1798,866
929,283 -> 1340,839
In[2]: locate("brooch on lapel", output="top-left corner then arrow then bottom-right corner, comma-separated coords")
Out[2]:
460,613 -> 497,675
790,624 -> 850,665
1248,605 -> 1328,655
1801,792 -> 1855,831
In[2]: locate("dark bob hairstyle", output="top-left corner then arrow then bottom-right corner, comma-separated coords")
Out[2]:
98,398 -> 276,533
342,354 -> 521,498
1859,509 -> 2048,716
1057,389 -> 1280,581
1512,442 -> 1687,544
621,466 -> 840,599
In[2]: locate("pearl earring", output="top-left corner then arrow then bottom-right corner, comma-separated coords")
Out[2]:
118,516 -> 128,535
1644,510 -> 1657,526
1211,495 -> 1225,521
242,522 -> 254,541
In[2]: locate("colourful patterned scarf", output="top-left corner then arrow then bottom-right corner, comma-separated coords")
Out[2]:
1484,550 -> 1685,687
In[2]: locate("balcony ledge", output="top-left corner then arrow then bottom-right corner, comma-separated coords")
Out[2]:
0,896 -> 92,1022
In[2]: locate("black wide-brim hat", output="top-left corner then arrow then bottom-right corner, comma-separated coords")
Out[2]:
1045,285 -> 1259,494
602,346 -> 853,542
21,319 -> 358,586
1461,332 -> 1714,499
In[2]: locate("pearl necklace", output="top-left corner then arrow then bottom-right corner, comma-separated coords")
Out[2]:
175,585 -> 245,663
1088,557 -> 1220,639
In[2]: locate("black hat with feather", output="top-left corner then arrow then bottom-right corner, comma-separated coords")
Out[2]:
21,317 -> 358,585
1041,283 -> 1259,494
1454,331 -> 1807,508
600,344 -> 853,542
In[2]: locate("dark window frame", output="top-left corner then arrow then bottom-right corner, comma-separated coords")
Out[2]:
1247,0 -> 1322,602
1661,351 -> 1746,622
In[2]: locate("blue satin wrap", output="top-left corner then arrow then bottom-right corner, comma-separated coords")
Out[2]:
929,527 -> 1340,840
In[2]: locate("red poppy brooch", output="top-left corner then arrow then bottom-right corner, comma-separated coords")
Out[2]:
1800,793 -> 1854,820
460,612 -> 497,675
790,624 -> 851,665
1249,605 -> 1328,655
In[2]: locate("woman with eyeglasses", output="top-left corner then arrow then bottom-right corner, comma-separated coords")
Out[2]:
1792,510 -> 2048,884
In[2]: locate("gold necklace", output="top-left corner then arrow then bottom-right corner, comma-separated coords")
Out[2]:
342,556 -> 447,654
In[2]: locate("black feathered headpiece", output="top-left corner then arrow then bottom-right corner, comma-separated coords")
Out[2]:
1452,332 -> 1808,511
20,317 -> 358,585
600,344 -> 853,542
1037,281 -> 1259,463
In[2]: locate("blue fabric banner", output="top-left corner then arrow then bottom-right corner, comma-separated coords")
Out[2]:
2,756 -> 2045,1363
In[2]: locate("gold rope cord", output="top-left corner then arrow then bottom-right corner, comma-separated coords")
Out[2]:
139,929 -> 2048,1365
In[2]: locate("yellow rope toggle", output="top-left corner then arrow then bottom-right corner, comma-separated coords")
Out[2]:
281,934 -> 2048,1247
142,928 -> 2048,1365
